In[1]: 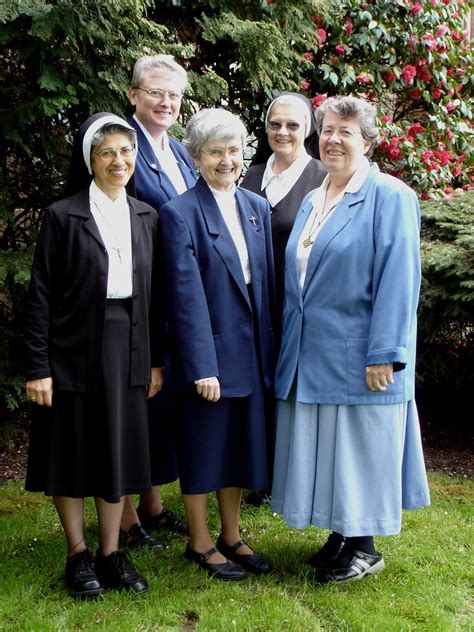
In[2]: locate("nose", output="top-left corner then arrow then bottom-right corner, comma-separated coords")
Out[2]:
328,132 -> 342,142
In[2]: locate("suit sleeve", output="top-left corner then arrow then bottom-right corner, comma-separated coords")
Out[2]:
160,202 -> 219,382
24,207 -> 61,380
149,215 -> 165,367
367,185 -> 421,370
261,198 -> 276,326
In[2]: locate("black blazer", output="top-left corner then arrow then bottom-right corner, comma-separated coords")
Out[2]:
24,189 -> 163,391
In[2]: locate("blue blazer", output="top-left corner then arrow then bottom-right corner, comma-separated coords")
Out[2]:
160,178 -> 276,397
276,164 -> 421,405
128,117 -> 197,211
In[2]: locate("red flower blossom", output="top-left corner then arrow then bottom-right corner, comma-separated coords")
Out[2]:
446,101 -> 456,112
432,87 -> 443,99
303,52 -> 314,62
411,88 -> 422,99
421,150 -> 433,163
343,18 -> 353,34
367,92 -> 376,102
388,148 -> 403,161
442,0 -> 451,4
421,191 -> 430,201
408,123 -> 424,136
436,25 -> 449,38
335,44 -> 346,54
383,72 -> 397,82
401,65 -> 417,85
453,166 -> 462,177
380,115 -> 392,123
443,188 -> 455,196
379,139 -> 390,151
422,34 -> 437,50
411,3 -> 422,15
417,67 -> 432,83
300,80 -> 311,91
452,31 -> 462,41
312,94 -> 328,109
311,15 -> 324,26
315,28 -> 327,45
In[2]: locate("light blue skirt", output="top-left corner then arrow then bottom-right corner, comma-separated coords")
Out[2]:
271,396 -> 430,536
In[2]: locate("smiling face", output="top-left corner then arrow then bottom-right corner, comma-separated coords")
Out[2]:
319,111 -> 371,183
194,136 -> 244,191
128,68 -> 183,137
267,102 -> 306,165
90,132 -> 135,199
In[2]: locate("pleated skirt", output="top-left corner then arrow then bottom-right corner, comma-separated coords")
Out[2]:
271,394 -> 430,536
25,300 -> 152,501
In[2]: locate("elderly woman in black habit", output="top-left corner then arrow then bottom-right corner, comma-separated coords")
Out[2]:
241,93 -> 326,502
24,113 -> 163,597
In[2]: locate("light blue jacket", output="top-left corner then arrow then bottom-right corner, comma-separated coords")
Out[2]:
275,164 -> 421,405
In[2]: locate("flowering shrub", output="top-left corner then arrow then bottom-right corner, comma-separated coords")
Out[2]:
302,0 -> 473,197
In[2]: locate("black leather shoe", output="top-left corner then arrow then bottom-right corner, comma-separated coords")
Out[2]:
317,549 -> 385,584
65,549 -> 102,598
119,523 -> 166,551
137,505 -> 189,536
184,543 -> 247,581
95,550 -> 148,592
216,535 -> 272,575
308,533 -> 346,569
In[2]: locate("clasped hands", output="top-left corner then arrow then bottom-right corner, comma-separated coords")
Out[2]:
366,364 -> 394,392
194,376 -> 220,402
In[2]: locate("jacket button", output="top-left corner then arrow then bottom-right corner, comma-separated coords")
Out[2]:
132,345 -> 137,351
133,320 -> 138,326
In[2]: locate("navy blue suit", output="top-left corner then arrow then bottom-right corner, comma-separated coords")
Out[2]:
160,178 -> 275,493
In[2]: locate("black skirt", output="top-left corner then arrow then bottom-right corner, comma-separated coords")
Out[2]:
25,300 -> 152,501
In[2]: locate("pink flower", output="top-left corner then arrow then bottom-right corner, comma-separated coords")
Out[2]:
300,80 -> 311,91
443,188 -> 455,196
343,18 -> 353,34
312,94 -> 328,108
303,52 -> 314,62
423,34 -> 437,50
408,123 -> 424,136
335,44 -> 346,54
380,115 -> 392,123
421,150 -> 433,163
452,31 -> 462,41
383,72 -> 397,82
453,166 -> 462,177
355,73 -> 371,85
411,3 -> 422,15
401,65 -> 417,85
432,87 -> 443,99
379,140 -> 390,151
315,28 -> 327,45
388,148 -> 403,161
446,101 -> 456,112
436,25 -> 449,38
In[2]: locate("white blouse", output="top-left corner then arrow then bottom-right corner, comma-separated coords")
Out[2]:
261,150 -> 312,207
89,181 -> 133,298
210,185 -> 251,285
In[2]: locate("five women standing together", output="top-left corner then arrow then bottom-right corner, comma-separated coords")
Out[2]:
23,55 -> 430,596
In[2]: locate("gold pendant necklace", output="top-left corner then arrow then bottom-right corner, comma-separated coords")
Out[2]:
302,189 -> 335,248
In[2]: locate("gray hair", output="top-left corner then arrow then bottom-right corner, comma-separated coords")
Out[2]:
130,54 -> 188,92
90,124 -> 137,155
182,109 -> 247,158
315,96 -> 380,156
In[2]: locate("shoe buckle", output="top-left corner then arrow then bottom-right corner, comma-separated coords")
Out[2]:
201,552 -> 210,562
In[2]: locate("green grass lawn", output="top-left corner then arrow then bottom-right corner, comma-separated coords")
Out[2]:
0,472 -> 472,631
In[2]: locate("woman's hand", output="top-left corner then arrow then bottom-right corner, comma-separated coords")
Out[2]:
25,377 -> 53,406
366,364 -> 394,392
195,377 -> 220,402
146,367 -> 164,399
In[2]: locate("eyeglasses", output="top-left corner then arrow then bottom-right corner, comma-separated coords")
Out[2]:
200,146 -> 243,158
267,121 -> 301,132
320,128 -> 362,139
136,87 -> 183,102
93,146 -> 135,161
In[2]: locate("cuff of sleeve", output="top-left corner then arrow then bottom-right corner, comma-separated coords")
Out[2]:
366,347 -> 407,369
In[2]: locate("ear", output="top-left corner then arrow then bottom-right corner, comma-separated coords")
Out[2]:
128,87 -> 136,106
192,155 -> 201,169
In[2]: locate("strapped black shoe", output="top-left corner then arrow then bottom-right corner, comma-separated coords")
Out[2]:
317,549 -> 385,584
216,535 -> 272,574
184,543 -> 247,581
64,549 -> 102,598
95,550 -> 148,593
119,523 -> 166,551
137,505 -> 189,536
307,532 -> 346,569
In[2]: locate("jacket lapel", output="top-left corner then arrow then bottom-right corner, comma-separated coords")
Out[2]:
67,189 -> 105,247
236,188 -> 264,310
196,179 -> 251,307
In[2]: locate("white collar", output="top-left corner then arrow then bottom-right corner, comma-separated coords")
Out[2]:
133,114 -> 169,153
90,180 -> 128,211
261,149 -> 311,191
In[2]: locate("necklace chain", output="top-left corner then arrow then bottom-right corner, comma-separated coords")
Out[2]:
302,187 -> 339,248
